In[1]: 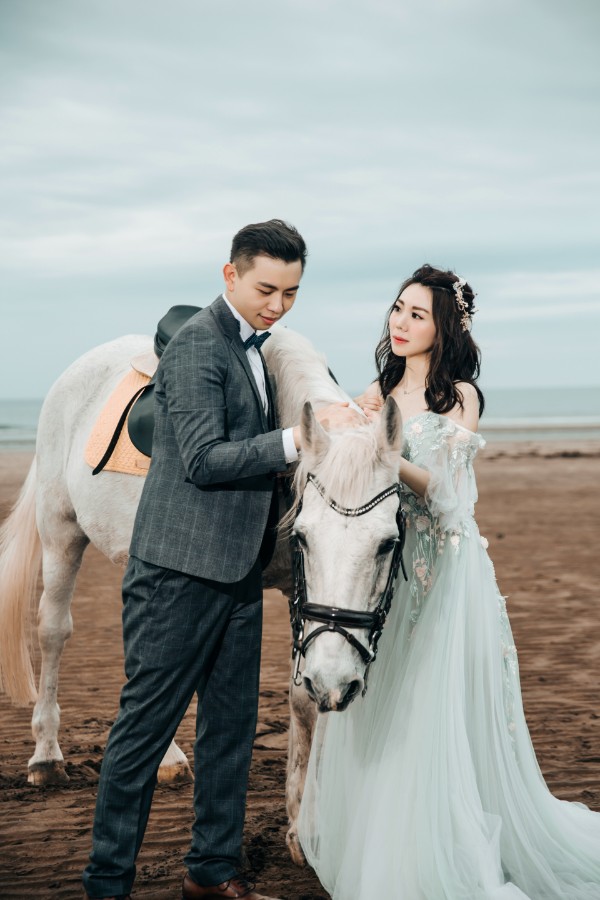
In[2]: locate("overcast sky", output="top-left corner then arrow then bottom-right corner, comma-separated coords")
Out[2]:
2,0 -> 599,398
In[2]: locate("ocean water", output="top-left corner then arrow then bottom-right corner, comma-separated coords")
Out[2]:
480,386 -> 600,441
0,399 -> 43,449
0,388 -> 599,450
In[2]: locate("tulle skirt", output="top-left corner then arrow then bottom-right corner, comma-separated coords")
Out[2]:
297,523 -> 600,899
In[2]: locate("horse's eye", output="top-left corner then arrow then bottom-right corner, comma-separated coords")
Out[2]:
377,538 -> 396,556
294,531 -> 308,548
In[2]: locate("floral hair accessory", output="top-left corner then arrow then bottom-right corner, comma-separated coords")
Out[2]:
452,276 -> 478,332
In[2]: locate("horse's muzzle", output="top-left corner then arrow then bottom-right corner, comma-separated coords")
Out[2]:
303,675 -> 363,712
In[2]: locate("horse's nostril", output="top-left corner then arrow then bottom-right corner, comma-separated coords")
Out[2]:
349,679 -> 361,698
303,676 -> 316,700
335,679 -> 361,710
344,680 -> 361,703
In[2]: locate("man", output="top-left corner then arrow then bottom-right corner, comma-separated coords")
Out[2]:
82,219 -> 358,900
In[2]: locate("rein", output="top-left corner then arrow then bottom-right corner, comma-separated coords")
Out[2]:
289,473 -> 408,695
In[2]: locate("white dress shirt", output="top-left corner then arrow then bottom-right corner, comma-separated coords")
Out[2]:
222,295 -> 298,463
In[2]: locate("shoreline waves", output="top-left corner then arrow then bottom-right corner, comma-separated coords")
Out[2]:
1,390 -> 600,449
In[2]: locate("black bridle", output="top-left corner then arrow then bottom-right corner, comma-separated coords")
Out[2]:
289,473 -> 408,695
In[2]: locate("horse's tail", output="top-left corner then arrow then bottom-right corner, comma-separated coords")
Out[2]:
0,458 -> 41,705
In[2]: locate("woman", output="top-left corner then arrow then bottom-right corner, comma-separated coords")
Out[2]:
296,265 -> 600,899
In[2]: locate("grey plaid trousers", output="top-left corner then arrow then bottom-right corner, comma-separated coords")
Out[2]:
82,554 -> 263,897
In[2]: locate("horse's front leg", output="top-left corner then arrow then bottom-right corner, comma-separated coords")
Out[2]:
286,675 -> 317,866
28,527 -> 88,785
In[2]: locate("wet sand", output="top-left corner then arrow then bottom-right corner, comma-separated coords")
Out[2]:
0,444 -> 599,899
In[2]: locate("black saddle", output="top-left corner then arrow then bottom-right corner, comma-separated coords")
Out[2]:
92,305 -> 201,475
152,304 -> 202,358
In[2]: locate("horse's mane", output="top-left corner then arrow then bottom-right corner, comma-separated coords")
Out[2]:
263,326 -> 390,513
294,426 -> 383,509
263,326 -> 352,428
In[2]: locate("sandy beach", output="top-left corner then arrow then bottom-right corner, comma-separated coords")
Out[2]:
1,443 -> 599,899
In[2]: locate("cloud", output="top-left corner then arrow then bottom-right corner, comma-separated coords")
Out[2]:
474,271 -> 600,324
1,0 -> 599,396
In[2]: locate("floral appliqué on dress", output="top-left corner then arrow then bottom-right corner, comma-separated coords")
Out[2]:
402,413 -> 518,745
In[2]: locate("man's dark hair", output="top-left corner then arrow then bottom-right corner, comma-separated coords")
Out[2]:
230,219 -> 307,275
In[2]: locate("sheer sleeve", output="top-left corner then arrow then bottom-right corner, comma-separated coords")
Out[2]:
420,417 -> 485,533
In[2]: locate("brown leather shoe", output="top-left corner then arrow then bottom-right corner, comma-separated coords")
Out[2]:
182,872 -> 282,899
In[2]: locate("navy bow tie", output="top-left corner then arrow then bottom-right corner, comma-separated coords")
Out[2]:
243,331 -> 271,351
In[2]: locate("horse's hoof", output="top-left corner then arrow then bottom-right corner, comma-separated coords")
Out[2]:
27,760 -> 70,786
286,829 -> 306,867
157,760 -> 194,785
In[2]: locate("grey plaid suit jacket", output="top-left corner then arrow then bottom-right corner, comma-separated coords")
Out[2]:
129,295 -> 288,583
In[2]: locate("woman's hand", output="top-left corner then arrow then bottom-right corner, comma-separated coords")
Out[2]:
315,402 -> 365,430
354,381 -> 384,414
363,407 -> 381,424
292,402 -> 364,451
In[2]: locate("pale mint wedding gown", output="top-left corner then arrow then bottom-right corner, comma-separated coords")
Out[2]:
297,412 -> 600,900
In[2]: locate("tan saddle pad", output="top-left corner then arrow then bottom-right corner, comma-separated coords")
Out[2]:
85,369 -> 152,476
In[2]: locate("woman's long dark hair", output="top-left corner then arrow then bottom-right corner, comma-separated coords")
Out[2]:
376,264 -> 485,416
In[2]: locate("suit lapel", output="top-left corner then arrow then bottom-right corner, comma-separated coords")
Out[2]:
259,350 -> 278,430
230,341 -> 269,430
210,297 -> 269,430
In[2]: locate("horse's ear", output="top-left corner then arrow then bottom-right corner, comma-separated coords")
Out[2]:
300,402 -> 331,464
377,396 -> 403,454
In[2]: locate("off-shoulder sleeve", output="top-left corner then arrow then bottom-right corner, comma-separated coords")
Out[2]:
422,418 -> 485,533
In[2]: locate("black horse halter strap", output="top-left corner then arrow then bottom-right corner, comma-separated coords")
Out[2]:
289,473 -> 408,695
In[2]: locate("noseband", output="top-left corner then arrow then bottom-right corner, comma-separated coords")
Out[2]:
289,473 -> 408,695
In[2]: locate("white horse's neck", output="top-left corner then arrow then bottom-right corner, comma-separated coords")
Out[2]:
262,326 -> 353,429
264,326 -> 401,508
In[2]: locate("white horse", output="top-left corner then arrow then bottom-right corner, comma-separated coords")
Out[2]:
0,324 -> 403,866
282,397 -> 404,863
0,326 -> 350,789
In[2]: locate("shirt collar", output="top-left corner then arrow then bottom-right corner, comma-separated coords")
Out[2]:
222,294 -> 255,342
